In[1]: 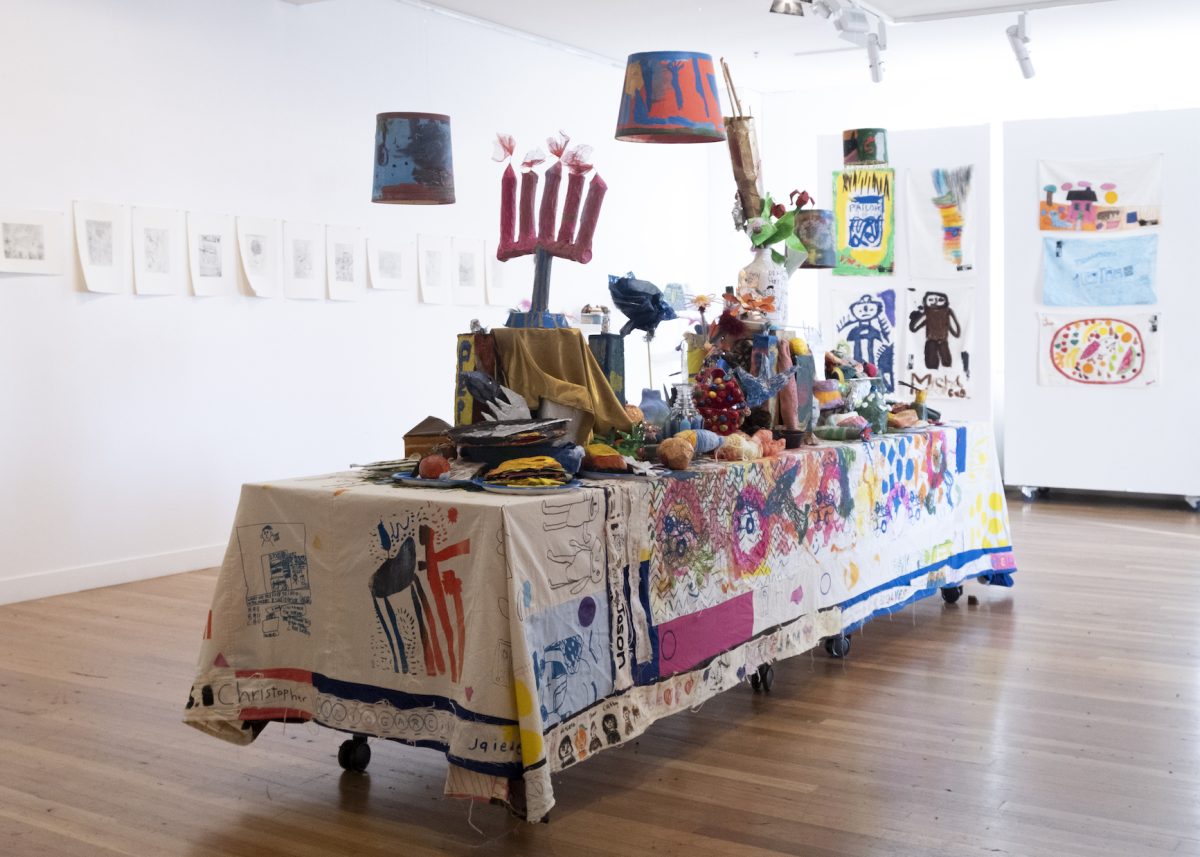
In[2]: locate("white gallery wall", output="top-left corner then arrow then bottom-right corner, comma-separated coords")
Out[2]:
758,0 -> 1200,452
0,0 -> 715,603
1003,109 -> 1200,498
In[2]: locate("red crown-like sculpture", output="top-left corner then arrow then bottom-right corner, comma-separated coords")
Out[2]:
494,131 -> 607,265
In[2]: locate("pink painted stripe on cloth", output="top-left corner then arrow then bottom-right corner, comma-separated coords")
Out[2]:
656,592 -> 755,677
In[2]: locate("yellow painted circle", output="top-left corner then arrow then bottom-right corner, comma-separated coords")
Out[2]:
989,492 -> 1004,512
988,517 -> 1003,536
1105,191 -> 1118,204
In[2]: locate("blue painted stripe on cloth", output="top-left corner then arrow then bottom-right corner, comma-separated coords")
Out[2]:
840,586 -> 940,635
312,673 -> 518,726
836,545 -> 1014,612
955,425 -> 968,473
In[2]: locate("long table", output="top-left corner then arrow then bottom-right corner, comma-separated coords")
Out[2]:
184,424 -> 1015,821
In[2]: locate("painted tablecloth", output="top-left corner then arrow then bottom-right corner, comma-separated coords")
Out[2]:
184,424 -> 1015,821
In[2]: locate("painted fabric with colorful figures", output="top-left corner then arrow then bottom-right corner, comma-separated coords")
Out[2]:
1038,155 -> 1162,232
1037,311 -> 1162,387
184,424 -> 1014,824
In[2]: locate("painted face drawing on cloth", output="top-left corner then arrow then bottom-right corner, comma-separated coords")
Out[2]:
558,735 -> 575,767
602,713 -> 621,744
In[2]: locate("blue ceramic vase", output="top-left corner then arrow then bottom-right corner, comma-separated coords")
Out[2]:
638,389 -> 670,434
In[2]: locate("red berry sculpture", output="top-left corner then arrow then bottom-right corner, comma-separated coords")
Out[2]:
692,367 -> 747,436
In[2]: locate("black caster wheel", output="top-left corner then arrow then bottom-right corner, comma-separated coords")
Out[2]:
824,635 -> 851,658
749,672 -> 761,692
941,585 -> 964,604
756,663 -> 775,692
338,736 -> 371,772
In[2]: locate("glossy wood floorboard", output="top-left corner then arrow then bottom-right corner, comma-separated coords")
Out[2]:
2,492 -> 1198,857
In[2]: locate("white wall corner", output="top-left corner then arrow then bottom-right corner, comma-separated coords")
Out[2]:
0,545 -> 226,606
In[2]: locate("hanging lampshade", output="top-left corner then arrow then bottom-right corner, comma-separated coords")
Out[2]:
372,112 -> 455,204
615,52 -> 725,143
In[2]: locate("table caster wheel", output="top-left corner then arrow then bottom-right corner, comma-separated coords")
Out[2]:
824,635 -> 851,658
338,735 -> 371,772
941,585 -> 964,604
756,663 -> 774,692
1019,486 -> 1041,502
749,671 -> 761,692
1186,496 -> 1199,513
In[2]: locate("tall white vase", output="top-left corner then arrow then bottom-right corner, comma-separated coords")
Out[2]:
737,247 -> 790,326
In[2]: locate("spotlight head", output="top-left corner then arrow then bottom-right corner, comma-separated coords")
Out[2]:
834,6 -> 871,34
1006,12 -> 1035,79
809,0 -> 836,19
769,0 -> 809,15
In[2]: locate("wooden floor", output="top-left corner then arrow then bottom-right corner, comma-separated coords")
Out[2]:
2,492 -> 1199,857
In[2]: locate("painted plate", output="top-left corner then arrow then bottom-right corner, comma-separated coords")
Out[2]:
474,479 -> 582,496
393,473 -> 476,489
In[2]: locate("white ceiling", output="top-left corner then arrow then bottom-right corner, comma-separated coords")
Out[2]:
860,0 -> 1113,23
405,0 -> 1129,89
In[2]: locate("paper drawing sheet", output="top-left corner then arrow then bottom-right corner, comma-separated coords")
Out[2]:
367,236 -> 416,293
830,287 -> 897,392
0,209 -> 66,275
237,216 -> 283,298
326,226 -> 366,301
1041,234 -> 1157,306
1038,155 -> 1162,232
130,206 -> 186,295
452,238 -> 485,306
74,201 -> 132,293
283,221 -> 326,300
186,212 -> 237,296
833,167 -> 895,276
905,166 -> 976,279
904,284 -> 975,400
486,241 -> 527,307
418,234 -> 452,305
1037,311 -> 1161,387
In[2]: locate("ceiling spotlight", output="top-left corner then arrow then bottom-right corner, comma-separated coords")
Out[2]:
866,32 -> 884,83
769,0 -> 810,15
778,0 -> 885,83
833,5 -> 871,34
808,0 -> 836,18
1007,12 -> 1035,79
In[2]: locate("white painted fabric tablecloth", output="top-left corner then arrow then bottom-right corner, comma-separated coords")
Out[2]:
184,424 -> 1015,821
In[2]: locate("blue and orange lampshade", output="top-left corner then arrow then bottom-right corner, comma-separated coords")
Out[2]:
372,112 -> 455,204
615,51 -> 725,144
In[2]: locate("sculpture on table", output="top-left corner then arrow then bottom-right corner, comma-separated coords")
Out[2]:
494,131 -> 608,329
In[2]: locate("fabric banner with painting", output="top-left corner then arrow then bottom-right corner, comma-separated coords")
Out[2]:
829,287 -> 897,392
833,167 -> 895,276
1037,311 -> 1161,387
1041,234 -> 1158,306
1038,155 -> 1163,232
905,166 -> 977,279
904,284 -> 975,400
